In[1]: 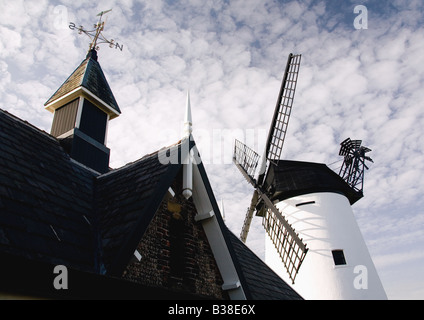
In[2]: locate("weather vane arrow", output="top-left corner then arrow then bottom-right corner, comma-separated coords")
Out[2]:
69,9 -> 124,53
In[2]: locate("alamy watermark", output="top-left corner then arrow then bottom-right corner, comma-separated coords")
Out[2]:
53,265 -> 68,290
53,265 -> 368,292
51,5 -> 69,30
354,5 -> 368,30
158,128 -> 267,166
353,265 -> 368,290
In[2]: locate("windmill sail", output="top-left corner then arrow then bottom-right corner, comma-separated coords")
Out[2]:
233,140 -> 260,242
239,190 -> 259,243
233,139 -> 260,187
263,209 -> 307,284
258,54 -> 301,185
259,190 -> 308,284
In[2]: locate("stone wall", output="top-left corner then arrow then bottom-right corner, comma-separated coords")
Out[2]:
122,171 -> 228,299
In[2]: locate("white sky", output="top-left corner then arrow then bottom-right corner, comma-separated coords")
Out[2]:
1,0 -> 423,300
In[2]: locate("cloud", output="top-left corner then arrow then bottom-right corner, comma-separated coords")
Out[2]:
0,26 -> 22,58
0,1 -> 31,30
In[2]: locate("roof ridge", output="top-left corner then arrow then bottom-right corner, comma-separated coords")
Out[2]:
99,139 -> 185,179
80,55 -> 120,113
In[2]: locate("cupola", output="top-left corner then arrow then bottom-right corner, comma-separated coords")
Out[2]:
44,49 -> 121,173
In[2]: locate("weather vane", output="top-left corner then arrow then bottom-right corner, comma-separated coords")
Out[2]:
69,9 -> 123,53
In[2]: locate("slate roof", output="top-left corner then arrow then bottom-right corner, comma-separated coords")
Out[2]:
0,108 -> 302,300
0,109 -> 99,273
44,50 -> 121,114
0,108 -> 174,275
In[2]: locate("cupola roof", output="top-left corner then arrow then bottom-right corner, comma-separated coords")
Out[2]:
44,49 -> 121,119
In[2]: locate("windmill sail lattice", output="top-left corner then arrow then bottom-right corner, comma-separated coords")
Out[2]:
267,54 -> 301,161
233,140 -> 260,242
262,201 -> 308,284
233,139 -> 260,186
258,54 -> 301,185
233,53 -> 307,283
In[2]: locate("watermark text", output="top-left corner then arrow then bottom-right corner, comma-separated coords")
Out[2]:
354,5 -> 368,30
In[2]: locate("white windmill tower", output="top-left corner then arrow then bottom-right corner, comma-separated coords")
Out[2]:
233,54 -> 387,300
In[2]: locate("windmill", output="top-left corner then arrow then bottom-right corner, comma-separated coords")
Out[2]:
233,54 -> 387,299
233,53 -> 306,284
338,138 -> 374,194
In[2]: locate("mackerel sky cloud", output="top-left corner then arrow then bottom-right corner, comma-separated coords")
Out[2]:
1,0 -> 423,299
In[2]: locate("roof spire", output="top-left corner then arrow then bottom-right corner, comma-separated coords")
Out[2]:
183,90 -> 193,138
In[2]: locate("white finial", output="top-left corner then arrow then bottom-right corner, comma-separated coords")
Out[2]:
184,90 -> 192,138
182,90 -> 193,199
